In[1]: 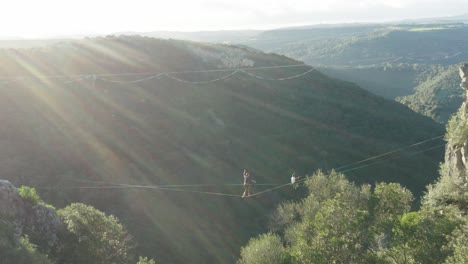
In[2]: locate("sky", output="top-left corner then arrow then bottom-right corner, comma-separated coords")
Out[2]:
1,0 -> 467,38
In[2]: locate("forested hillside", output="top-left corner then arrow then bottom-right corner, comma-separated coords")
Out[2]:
397,65 -> 462,123
235,23 -> 468,123
3,23 -> 467,123
53,21 -> 468,123
320,64 -> 463,123
0,36 -> 444,263
243,24 -> 468,66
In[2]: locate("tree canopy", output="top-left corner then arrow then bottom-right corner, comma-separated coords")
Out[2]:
238,170 -> 467,264
57,203 -> 134,263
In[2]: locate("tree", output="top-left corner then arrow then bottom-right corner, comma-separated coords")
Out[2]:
238,169 -> 465,264
57,203 -> 133,263
424,162 -> 468,214
290,171 -> 372,263
18,186 -> 42,205
382,208 -> 462,264
237,233 -> 289,264
0,223 -> 52,264
444,222 -> 468,264
369,183 -> 414,253
269,201 -> 299,234
137,256 -> 156,264
17,186 -> 56,210
372,183 -> 413,227
292,197 -> 370,263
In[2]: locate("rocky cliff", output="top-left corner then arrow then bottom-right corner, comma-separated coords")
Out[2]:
0,180 -> 63,251
426,64 -> 468,213
444,64 -> 468,177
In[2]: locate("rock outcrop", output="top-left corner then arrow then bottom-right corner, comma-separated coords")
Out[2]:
0,180 -> 63,250
445,64 -> 468,177
427,64 -> 468,213
0,180 -> 27,232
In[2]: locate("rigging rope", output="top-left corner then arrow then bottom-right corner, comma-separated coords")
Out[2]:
338,144 -> 445,173
35,184 -> 242,197
162,70 -> 240,84
28,134 -> 446,198
238,68 -> 316,81
97,74 -> 164,84
335,135 -> 444,170
0,65 -> 316,85
62,177 -> 279,188
0,61 -> 446,198
0,64 -> 309,81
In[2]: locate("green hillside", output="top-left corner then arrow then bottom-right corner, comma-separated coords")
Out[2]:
236,24 -> 468,123
0,36 -> 444,263
244,23 -> 468,66
319,64 -> 463,123
397,65 -> 462,123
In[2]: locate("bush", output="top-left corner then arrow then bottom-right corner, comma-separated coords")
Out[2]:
57,203 -> 134,263
445,108 -> 468,145
18,186 -> 41,205
137,256 -> 156,264
238,233 -> 289,264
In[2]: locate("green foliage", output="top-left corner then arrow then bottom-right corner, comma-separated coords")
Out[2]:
444,222 -> 468,264
57,203 -> 134,264
269,201 -> 299,233
242,23 -> 467,124
290,171 -> 371,263
292,199 -> 369,263
17,186 -> 56,210
320,64 -> 462,124
0,224 -> 52,264
445,107 -> 468,145
137,256 -> 156,264
246,24 -> 468,67
424,162 -> 468,213
18,186 -> 42,205
320,64 -> 422,99
239,170 -> 466,264
372,183 -> 414,232
397,65 -> 461,123
303,170 -> 361,205
386,208 -> 463,264
16,235 -> 52,264
2,185 -> 141,263
238,233 -> 290,264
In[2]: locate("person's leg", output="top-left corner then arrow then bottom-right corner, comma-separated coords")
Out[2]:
243,184 -> 248,197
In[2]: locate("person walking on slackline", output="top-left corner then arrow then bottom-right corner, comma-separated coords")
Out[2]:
242,169 -> 256,198
291,172 -> 300,189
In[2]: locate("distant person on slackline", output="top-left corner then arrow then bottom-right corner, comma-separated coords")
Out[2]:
291,172 -> 300,188
242,169 -> 256,198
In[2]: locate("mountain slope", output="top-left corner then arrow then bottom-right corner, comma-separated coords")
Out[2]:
319,64 -> 463,123
0,36 -> 444,263
242,24 -> 468,66
397,65 -> 463,123
229,23 -> 468,123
